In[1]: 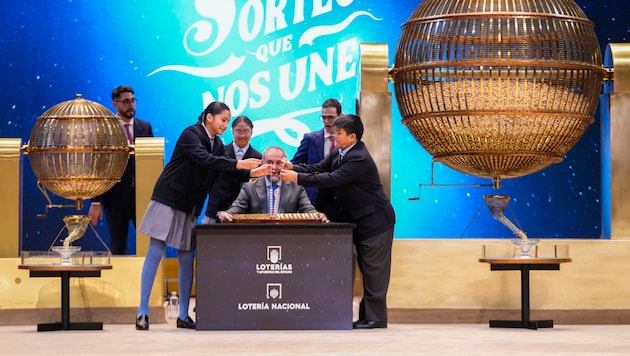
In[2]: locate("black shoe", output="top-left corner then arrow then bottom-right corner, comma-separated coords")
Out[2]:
352,320 -> 387,329
176,316 -> 196,329
136,315 -> 149,330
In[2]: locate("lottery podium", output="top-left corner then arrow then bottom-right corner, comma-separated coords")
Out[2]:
195,219 -> 354,330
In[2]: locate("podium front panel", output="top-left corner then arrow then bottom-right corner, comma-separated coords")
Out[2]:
195,223 -> 354,330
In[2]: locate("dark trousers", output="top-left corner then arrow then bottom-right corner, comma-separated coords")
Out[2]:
355,227 -> 394,322
104,206 -> 135,255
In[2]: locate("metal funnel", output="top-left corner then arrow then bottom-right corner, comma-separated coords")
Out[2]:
484,195 -> 528,240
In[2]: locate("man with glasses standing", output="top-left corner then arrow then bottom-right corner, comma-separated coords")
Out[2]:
291,98 -> 342,218
88,85 -> 154,255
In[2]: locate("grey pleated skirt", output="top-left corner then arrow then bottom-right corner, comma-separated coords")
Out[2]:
139,200 -> 196,251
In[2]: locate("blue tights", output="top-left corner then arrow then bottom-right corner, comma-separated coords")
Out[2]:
137,238 -> 194,320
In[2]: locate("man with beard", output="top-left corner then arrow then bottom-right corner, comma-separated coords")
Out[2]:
88,85 -> 154,255
217,146 -> 327,223
291,98 -> 343,220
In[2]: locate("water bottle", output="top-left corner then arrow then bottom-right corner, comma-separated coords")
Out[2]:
167,291 -> 179,319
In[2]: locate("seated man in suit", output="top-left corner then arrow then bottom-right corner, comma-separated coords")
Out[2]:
217,146 -> 328,223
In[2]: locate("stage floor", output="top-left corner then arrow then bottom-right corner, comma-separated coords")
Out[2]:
1,322 -> 628,355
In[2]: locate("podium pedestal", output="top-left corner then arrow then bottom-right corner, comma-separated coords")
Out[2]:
195,223 -> 354,330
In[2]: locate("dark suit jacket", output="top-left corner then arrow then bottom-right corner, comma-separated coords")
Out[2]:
151,122 -> 249,216
291,128 -> 325,203
205,142 -> 262,220
293,141 -> 395,239
225,178 -> 317,215
94,117 -> 153,208
291,128 -> 325,165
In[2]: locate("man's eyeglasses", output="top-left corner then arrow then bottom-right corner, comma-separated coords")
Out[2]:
115,98 -> 137,105
321,115 -> 337,121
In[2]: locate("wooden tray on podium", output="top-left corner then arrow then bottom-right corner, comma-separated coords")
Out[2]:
231,213 -> 322,224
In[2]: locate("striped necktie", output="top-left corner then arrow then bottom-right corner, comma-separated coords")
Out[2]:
267,184 -> 279,214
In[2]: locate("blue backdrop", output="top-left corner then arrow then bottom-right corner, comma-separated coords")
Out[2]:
1,0 -> 628,253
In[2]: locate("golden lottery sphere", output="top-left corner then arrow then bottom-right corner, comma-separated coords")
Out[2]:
391,0 -> 605,187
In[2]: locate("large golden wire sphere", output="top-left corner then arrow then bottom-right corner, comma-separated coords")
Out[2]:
391,0 -> 604,186
24,94 -> 131,206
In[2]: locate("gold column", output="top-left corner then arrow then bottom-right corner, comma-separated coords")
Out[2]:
0,139 -> 22,257
358,43 -> 392,196
607,44 -> 630,239
133,137 -> 164,256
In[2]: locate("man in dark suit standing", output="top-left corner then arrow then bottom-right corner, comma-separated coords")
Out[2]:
290,98 -> 342,210
280,114 -> 395,329
216,146 -> 327,223
88,85 -> 154,255
202,116 -> 262,224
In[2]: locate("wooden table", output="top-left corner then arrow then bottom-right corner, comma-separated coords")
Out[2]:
18,264 -> 112,331
479,257 -> 571,330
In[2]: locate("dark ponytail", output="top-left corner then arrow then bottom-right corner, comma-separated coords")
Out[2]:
198,101 -> 231,123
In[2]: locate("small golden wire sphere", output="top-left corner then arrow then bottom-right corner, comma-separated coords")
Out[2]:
24,94 -> 131,207
391,0 -> 605,187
